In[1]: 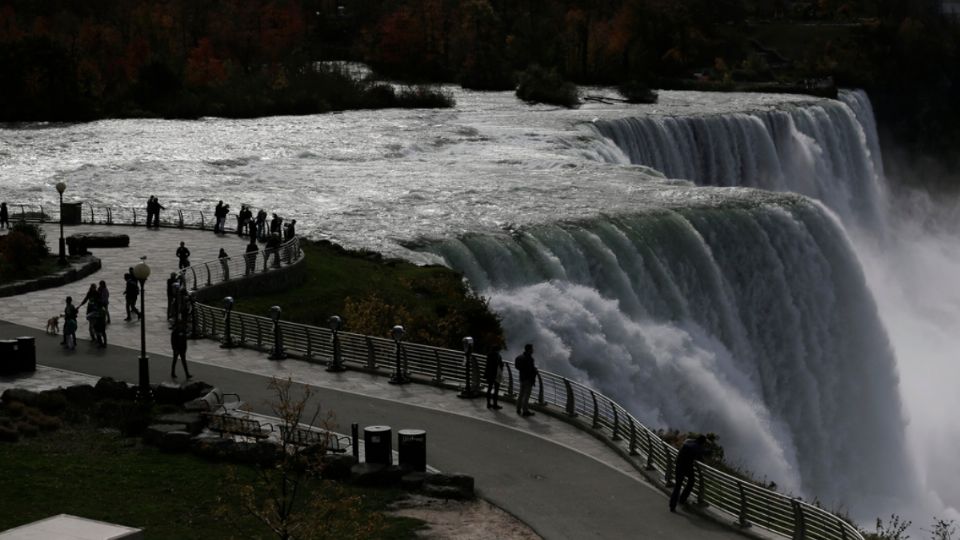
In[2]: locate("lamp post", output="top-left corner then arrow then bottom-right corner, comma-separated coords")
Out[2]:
55,182 -> 67,266
221,296 -> 236,348
458,336 -> 481,398
326,315 -> 345,372
268,305 -> 286,360
132,258 -> 151,403
388,325 -> 409,385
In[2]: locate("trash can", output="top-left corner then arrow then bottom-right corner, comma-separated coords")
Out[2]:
363,425 -> 392,466
16,336 -> 36,373
61,202 -> 83,225
0,340 -> 17,376
398,429 -> 427,472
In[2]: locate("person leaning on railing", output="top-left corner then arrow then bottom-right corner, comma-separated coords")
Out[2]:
244,237 -> 258,276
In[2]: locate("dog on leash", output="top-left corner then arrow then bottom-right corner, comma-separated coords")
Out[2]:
46,315 -> 61,335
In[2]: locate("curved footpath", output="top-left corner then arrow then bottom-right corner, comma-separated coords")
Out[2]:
0,224 -> 744,539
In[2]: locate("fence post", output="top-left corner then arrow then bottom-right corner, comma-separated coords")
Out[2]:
239,316 -> 246,344
536,372 -> 545,405
611,407 -> 621,441
365,337 -> 376,370
836,516 -> 847,540
133,208 -> 138,226
433,350 -> 443,385
506,365 -> 515,397
106,207 -> 112,225
39,205 -> 45,223
590,391 -> 599,428
305,329 -> 313,359
89,205 -> 94,224
178,209 -> 184,228
563,378 -> 577,417
696,464 -> 706,506
200,211 -> 205,229
190,267 -> 198,290
628,417 -> 639,456
664,444 -> 674,486
737,482 -> 751,528
645,430 -> 655,470
205,263 -> 212,286
255,317 -> 264,349
791,499 -> 805,540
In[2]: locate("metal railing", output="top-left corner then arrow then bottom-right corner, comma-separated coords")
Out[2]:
177,236 -> 303,292
181,236 -> 862,540
10,202 -> 277,234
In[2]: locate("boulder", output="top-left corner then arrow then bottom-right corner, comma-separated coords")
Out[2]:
158,430 -> 193,453
153,382 -> 185,405
422,473 -> 474,499
156,412 -> 205,435
350,463 -> 405,487
2,388 -> 38,407
143,423 -> 186,446
422,483 -> 474,500
231,440 -> 282,466
182,381 -> 214,401
63,384 -> 98,407
36,389 -> 68,415
320,454 -> 357,481
400,471 -> 429,491
95,377 -> 131,400
192,436 -> 236,461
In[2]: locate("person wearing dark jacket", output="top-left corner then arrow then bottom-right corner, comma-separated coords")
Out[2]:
669,435 -> 709,512
175,241 -> 191,269
123,273 -> 141,321
0,202 -> 9,229
170,322 -> 191,379
244,238 -> 259,276
514,344 -> 537,416
484,347 -> 504,410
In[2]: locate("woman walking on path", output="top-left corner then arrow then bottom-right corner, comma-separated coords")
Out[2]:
485,347 -> 504,410
77,283 -> 99,341
92,305 -> 107,348
97,280 -> 110,324
62,296 -> 78,350
170,322 -> 191,379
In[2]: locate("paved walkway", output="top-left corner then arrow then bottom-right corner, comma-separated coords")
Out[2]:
0,225 -> 744,540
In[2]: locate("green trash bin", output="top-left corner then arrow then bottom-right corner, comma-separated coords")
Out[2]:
61,202 -> 83,225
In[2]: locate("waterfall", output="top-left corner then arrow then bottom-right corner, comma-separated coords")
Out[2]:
589,90 -> 887,228
427,199 -> 915,516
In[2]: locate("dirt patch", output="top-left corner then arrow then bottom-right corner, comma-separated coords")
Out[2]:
387,494 -> 541,539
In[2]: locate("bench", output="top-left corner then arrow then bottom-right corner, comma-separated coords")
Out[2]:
203,413 -> 274,440
185,388 -> 244,413
278,425 -> 349,453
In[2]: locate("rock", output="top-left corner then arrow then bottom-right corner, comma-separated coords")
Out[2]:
320,454 -> 357,481
2,388 -> 39,407
63,384 -> 98,407
144,423 -> 186,446
401,471 -> 429,491
232,441 -> 282,466
423,473 -> 474,499
153,383 -> 184,405
36,389 -> 68,415
95,377 -> 131,400
192,436 -> 236,461
422,483 -> 474,500
182,381 -> 214,401
157,412 -> 205,434
350,463 -> 405,487
158,430 -> 193,453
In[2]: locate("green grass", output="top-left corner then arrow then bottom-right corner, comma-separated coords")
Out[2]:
234,241 -> 503,351
0,425 -> 423,539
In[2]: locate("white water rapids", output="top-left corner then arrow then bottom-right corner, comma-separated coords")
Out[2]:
1,88 -> 956,523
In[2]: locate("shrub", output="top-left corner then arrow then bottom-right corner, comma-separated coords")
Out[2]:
618,80 -> 659,104
396,85 -> 455,108
515,65 -> 579,108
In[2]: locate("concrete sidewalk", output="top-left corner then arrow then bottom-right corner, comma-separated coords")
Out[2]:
0,224 -> 744,539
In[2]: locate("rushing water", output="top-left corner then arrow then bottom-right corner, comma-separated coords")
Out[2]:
1,88 -> 956,523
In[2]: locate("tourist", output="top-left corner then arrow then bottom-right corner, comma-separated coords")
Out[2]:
62,296 -> 78,350
124,272 -> 141,321
270,213 -> 283,235
97,280 -> 110,324
485,346 -> 504,410
170,321 -> 191,379
283,219 -> 296,242
266,233 -> 282,267
669,435 -> 709,513
77,283 -> 100,340
244,237 -> 259,276
93,304 -> 107,348
514,344 -> 538,417
255,209 -> 268,239
145,197 -> 153,228
213,200 -> 225,233
166,272 -> 179,320
0,202 -> 9,229
218,248 -> 230,280
176,241 -> 191,269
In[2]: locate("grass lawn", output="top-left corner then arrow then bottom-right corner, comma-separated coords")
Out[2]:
0,425 -> 424,539
234,241 -> 502,351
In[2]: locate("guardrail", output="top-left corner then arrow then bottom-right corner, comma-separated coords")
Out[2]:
177,236 -> 303,293
9,202 -> 272,234
180,236 -> 862,540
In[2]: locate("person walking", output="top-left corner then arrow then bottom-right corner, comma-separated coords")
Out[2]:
669,435 -> 709,513
244,237 -> 259,276
255,209 -> 267,239
176,241 -> 191,269
485,346 -> 504,410
124,273 -> 141,321
283,219 -> 297,241
97,280 -> 111,324
145,197 -> 153,228
62,296 -> 78,350
166,272 -> 179,320
213,200 -> 224,233
151,196 -> 164,228
0,202 -> 9,229
92,304 -> 108,348
514,344 -> 538,417
77,283 -> 100,341
170,321 -> 192,379
218,248 -> 230,280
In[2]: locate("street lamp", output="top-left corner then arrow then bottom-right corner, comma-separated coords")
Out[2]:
132,258 -> 151,403
388,324 -> 409,384
326,315 -> 345,372
221,296 -> 237,348
268,305 -> 286,360
458,336 -> 481,399
55,182 -> 67,266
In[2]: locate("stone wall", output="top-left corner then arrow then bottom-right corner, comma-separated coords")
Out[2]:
0,256 -> 101,298
193,254 -> 307,303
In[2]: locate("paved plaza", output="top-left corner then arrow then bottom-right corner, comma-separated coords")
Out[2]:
0,224 -> 746,540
